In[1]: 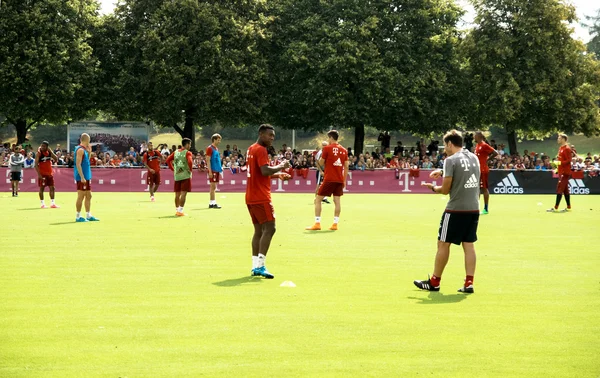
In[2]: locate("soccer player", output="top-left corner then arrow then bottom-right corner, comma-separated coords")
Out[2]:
166,138 -> 193,216
415,130 -> 480,293
9,146 -> 25,197
314,141 -> 331,204
246,124 -> 291,279
547,133 -> 573,213
474,131 -> 498,214
35,141 -> 59,208
206,133 -> 223,209
74,133 -> 99,222
306,130 -> 349,231
143,141 -> 162,202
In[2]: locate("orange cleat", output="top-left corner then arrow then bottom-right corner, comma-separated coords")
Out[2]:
175,211 -> 186,217
50,204 -> 60,208
329,224 -> 338,231
305,223 -> 321,231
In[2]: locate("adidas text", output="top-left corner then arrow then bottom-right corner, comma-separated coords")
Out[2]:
493,173 -> 524,194
493,186 -> 524,194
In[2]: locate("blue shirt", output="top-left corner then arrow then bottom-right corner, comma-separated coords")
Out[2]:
74,145 -> 92,181
209,145 -> 223,172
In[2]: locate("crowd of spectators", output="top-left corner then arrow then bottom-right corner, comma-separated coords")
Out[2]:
1,137 -> 599,177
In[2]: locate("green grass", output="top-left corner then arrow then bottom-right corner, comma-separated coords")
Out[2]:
1,192 -> 599,377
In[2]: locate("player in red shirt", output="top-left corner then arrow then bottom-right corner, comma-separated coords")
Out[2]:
246,124 -> 290,279
35,141 -> 59,208
143,141 -> 162,202
306,130 -> 349,231
474,132 -> 498,215
548,133 -> 574,212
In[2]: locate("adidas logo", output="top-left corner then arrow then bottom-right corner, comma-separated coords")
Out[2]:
333,158 -> 343,167
494,173 -> 524,194
464,173 -> 479,189
569,178 -> 590,195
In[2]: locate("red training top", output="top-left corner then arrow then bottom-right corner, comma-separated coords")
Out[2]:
143,150 -> 161,172
321,143 -> 348,183
37,149 -> 53,176
475,142 -> 494,173
245,143 -> 271,204
557,145 -> 572,175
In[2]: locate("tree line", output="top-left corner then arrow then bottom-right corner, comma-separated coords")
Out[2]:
1,0 -> 599,154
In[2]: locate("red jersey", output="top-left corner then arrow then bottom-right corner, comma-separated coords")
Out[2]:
321,143 -> 348,183
245,143 -> 271,204
557,145 -> 572,175
475,142 -> 494,173
143,149 -> 161,171
37,149 -> 53,176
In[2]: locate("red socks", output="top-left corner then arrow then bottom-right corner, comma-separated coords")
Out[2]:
430,275 -> 441,287
465,275 -> 474,287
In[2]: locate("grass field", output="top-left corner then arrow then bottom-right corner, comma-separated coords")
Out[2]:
1,192 -> 599,377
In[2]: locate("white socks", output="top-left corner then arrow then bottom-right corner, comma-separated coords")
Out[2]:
86,212 -> 92,218
210,200 -> 216,205
177,207 -> 184,212
41,200 -> 45,205
333,216 -> 340,224
315,216 -> 321,223
252,256 -> 258,269
76,212 -> 81,218
51,199 -> 55,205
257,253 -> 266,268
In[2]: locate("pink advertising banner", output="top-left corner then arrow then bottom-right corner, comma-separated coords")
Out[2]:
2,168 -> 438,194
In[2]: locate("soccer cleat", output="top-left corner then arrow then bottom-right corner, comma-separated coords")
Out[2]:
560,208 -> 569,213
41,205 -> 48,209
175,211 -> 186,217
251,268 -> 261,277
305,223 -> 321,231
50,204 -> 60,208
458,283 -> 474,293
254,266 -> 274,279
329,223 -> 338,231
150,196 -> 155,202
413,276 -> 440,292
322,198 -> 331,204
209,204 -> 222,209
75,217 -> 88,223
546,208 -> 559,213
480,209 -> 489,215
86,216 -> 100,221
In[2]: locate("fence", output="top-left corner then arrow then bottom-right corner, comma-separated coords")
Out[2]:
2,167 -> 599,194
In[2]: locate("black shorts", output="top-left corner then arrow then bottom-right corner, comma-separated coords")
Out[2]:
438,211 -> 479,245
11,172 -> 22,181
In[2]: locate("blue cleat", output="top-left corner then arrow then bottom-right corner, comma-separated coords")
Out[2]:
251,268 -> 261,277
86,216 -> 100,221
75,217 -> 88,223
257,266 -> 274,279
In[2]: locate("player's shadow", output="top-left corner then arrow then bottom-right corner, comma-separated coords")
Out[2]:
18,208 -> 42,211
304,230 -> 336,234
50,221 -> 78,226
191,208 -> 212,211
212,276 -> 263,287
408,292 -> 469,304
156,215 -> 180,219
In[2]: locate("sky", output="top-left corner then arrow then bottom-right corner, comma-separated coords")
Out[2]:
98,0 -> 598,42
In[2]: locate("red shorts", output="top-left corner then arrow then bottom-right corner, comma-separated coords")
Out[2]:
174,178 -> 192,192
148,171 -> 161,186
480,171 -> 489,189
76,180 -> 92,191
209,171 -> 221,183
318,181 -> 344,197
39,175 -> 55,188
247,202 -> 276,224
556,174 -> 571,194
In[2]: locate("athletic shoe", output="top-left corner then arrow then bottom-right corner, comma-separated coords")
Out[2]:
305,223 -> 321,231
480,209 -> 489,215
75,217 -> 88,223
86,216 -> 100,221
150,196 -> 155,202
413,276 -> 440,292
560,208 -> 569,213
50,204 -> 60,208
458,283 -> 474,293
546,208 -> 559,213
209,204 -> 222,209
322,198 -> 331,204
251,268 -> 261,277
175,211 -> 186,217
41,205 -> 48,209
329,224 -> 338,231
255,266 -> 274,279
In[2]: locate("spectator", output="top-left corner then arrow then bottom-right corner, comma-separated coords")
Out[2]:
393,141 -> 404,157
378,131 -> 391,150
366,157 -> 375,170
387,156 -> 400,168
56,151 -> 66,166
160,144 -> 170,156
24,152 -> 35,168
127,147 -> 138,159
421,157 -> 433,169
54,144 -> 62,154
534,159 -> 544,170
223,144 -> 232,158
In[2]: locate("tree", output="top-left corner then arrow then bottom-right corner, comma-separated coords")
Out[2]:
98,0 -> 270,151
0,0 -> 98,144
584,9 -> 600,57
462,0 -> 600,154
267,0 -> 464,154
